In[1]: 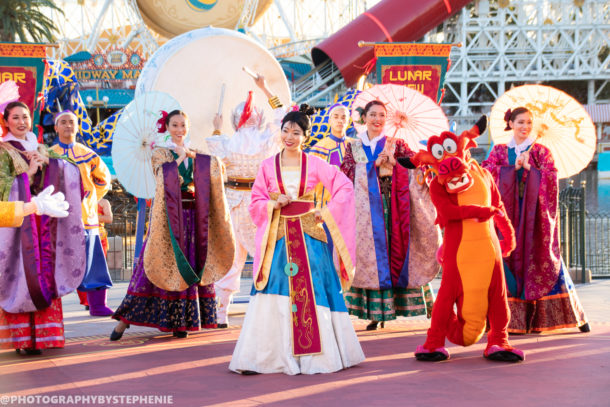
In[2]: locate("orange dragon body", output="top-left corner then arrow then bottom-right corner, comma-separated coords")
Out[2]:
405,117 -> 524,362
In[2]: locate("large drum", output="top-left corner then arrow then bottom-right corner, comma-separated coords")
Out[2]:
137,0 -> 273,38
136,27 -> 291,151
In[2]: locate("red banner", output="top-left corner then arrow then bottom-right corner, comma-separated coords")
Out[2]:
0,66 -> 38,113
381,65 -> 442,101
0,43 -> 48,124
375,43 -> 454,103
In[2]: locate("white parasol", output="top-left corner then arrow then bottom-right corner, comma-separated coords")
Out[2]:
112,91 -> 182,198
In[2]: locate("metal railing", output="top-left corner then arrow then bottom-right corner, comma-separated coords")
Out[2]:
104,181 -> 141,281
559,180 -> 610,278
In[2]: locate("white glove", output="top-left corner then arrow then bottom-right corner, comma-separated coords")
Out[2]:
30,185 -> 70,218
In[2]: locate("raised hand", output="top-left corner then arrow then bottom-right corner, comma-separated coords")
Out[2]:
213,113 -> 223,132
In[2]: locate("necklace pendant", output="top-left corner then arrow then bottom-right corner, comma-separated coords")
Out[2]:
284,262 -> 298,276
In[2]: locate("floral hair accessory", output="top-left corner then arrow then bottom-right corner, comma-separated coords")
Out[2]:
156,110 -> 168,133
289,104 -> 299,112
503,108 -> 512,131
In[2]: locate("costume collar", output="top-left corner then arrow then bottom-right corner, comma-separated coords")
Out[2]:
328,133 -> 346,143
4,132 -> 38,151
358,131 -> 385,151
508,135 -> 535,157
58,140 -> 75,149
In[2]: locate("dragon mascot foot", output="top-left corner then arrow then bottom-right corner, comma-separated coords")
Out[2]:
484,345 -> 525,362
415,345 -> 450,362
403,116 -> 524,363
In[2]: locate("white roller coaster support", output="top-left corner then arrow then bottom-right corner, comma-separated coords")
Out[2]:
86,0 -> 114,52
274,0 -> 297,42
427,0 -> 610,132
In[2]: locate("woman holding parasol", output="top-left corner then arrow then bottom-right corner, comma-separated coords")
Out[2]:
482,106 -> 589,334
340,98 -> 440,331
110,109 -> 235,340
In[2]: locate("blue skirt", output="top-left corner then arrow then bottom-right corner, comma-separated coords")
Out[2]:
78,229 -> 112,291
251,235 -> 347,313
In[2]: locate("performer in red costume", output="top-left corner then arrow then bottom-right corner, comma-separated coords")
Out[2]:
406,117 -> 525,362
482,107 -> 589,334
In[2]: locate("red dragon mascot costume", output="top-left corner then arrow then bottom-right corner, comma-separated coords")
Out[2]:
402,116 -> 524,363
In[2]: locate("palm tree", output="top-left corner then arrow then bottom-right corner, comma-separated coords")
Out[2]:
0,0 -> 64,43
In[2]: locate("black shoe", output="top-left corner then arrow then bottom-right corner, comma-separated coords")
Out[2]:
241,370 -> 259,375
415,351 -> 448,362
110,324 -> 130,341
217,323 -> 228,329
22,348 -> 42,355
173,331 -> 188,338
85,305 -> 90,311
579,323 -> 591,333
366,321 -> 379,331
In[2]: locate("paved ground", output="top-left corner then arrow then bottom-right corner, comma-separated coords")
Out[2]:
1,279 -> 609,407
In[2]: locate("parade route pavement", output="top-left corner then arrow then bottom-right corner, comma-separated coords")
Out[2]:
1,279 -> 609,406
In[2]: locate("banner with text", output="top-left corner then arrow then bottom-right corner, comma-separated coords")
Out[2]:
0,43 -> 48,125
375,43 -> 453,104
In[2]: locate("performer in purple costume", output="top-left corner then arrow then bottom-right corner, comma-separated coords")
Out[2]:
0,102 -> 85,355
110,110 -> 235,340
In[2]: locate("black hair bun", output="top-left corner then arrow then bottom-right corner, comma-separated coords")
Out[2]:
299,103 -> 316,116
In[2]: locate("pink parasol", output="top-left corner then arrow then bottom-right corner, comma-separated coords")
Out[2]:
351,83 -> 449,152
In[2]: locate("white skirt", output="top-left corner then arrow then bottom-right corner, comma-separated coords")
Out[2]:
229,293 -> 365,375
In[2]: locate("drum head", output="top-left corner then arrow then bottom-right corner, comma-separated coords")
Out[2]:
136,27 -> 291,151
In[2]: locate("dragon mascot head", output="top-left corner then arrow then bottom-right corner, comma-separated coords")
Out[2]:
410,115 -> 486,193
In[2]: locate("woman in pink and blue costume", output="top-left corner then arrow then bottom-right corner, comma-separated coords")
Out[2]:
230,106 -> 364,375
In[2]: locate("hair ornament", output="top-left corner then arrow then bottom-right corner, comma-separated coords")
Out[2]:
156,110 -> 168,133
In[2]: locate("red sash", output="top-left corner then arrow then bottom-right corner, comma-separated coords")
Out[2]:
274,152 -> 322,356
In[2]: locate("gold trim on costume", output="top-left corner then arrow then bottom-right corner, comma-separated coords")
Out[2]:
320,206 -> 355,290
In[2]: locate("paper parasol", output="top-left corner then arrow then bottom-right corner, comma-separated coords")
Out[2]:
351,84 -> 449,151
112,91 -> 182,198
0,80 -> 19,113
489,84 -> 596,179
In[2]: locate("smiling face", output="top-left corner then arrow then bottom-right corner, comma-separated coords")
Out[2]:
364,104 -> 386,135
6,106 -> 31,139
280,121 -> 305,154
168,114 -> 189,146
509,111 -> 533,143
328,105 -> 349,137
